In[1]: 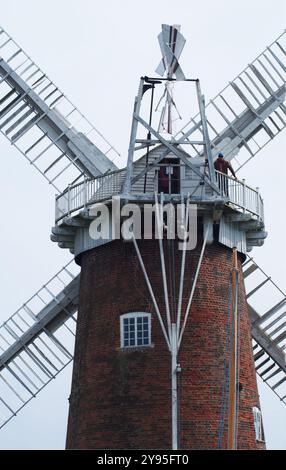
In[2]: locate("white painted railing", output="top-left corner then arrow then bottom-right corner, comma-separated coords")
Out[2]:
55,169 -> 264,223
55,169 -> 126,222
215,171 -> 264,221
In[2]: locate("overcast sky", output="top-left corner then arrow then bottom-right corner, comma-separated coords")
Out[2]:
0,0 -> 285,450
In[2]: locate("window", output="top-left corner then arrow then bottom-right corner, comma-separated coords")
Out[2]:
120,312 -> 151,348
252,406 -> 265,442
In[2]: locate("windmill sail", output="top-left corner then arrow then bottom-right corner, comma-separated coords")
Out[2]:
176,30 -> 286,171
243,257 -> 286,404
0,261 -> 79,429
0,26 -> 121,192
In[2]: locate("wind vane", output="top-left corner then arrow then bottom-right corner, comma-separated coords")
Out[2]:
155,24 -> 186,134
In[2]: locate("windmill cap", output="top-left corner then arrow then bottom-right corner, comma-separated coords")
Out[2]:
218,152 -> 224,157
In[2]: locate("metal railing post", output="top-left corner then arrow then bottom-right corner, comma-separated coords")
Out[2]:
242,179 -> 246,213
83,177 -> 87,210
55,194 -> 59,222
256,187 -> 260,218
68,184 -> 71,217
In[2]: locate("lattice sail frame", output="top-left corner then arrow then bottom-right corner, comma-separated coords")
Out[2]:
176,31 -> 286,171
0,26 -> 121,192
0,261 -> 79,429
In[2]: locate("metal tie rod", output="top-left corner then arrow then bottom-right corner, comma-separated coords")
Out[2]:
176,195 -> 190,341
155,192 -> 172,341
132,235 -> 171,350
178,222 -> 210,349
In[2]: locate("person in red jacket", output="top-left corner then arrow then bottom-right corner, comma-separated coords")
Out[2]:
214,153 -> 236,177
214,153 -> 236,196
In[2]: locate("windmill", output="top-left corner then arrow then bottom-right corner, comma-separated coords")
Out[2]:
0,23 -> 285,450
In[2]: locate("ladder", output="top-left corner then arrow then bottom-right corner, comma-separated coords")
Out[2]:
0,26 -> 121,192
243,257 -> 286,404
0,260 -> 79,429
177,31 -> 286,170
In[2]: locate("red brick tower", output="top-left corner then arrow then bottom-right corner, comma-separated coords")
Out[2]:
64,25 -> 267,450
66,235 -> 265,450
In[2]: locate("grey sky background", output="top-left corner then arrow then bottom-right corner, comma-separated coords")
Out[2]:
0,0 -> 285,449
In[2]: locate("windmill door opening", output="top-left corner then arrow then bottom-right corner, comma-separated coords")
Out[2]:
158,158 -> 180,194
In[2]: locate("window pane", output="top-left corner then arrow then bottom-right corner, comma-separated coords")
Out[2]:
121,314 -> 151,348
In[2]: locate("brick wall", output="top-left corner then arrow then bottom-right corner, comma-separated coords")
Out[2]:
66,237 -> 265,449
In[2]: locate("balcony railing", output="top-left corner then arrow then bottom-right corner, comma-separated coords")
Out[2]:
55,169 -> 126,222
215,171 -> 264,221
55,169 -> 264,223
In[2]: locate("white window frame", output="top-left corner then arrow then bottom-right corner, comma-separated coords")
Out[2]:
252,406 -> 264,442
120,312 -> 151,348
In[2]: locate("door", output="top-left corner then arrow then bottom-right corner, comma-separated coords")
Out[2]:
158,158 -> 180,194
